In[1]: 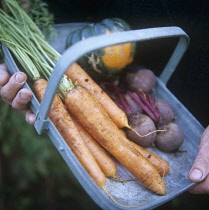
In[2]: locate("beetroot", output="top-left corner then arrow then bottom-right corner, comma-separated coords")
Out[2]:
155,98 -> 176,123
126,69 -> 156,93
126,113 -> 157,148
155,122 -> 184,153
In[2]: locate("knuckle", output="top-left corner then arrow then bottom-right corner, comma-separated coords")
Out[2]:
0,63 -> 7,70
11,88 -> 32,111
193,155 -> 209,177
0,65 -> 9,86
11,99 -> 27,111
199,156 -> 209,166
19,88 -> 33,102
0,88 -> 13,103
197,151 -> 209,168
196,157 -> 209,170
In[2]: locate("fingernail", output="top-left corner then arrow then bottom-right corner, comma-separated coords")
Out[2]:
189,169 -> 203,181
28,115 -> 36,125
15,73 -> 26,83
20,92 -> 31,102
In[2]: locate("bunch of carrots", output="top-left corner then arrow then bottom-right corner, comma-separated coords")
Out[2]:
0,0 -> 170,203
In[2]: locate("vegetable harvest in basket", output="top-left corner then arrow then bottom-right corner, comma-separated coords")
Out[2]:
99,66 -> 185,152
0,0 -> 172,204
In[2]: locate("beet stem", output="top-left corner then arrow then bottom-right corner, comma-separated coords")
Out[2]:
128,91 -> 158,122
146,93 -> 162,121
132,88 -> 161,122
134,88 -> 153,110
118,92 -> 132,114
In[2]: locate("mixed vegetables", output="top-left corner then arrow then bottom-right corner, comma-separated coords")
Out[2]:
99,66 -> 184,152
0,0 -> 186,205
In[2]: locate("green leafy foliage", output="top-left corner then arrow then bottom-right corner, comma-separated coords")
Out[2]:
0,0 -> 56,62
1,0 -> 56,38
17,0 -> 56,39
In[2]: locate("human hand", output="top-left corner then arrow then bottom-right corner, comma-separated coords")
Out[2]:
0,63 -> 36,125
188,125 -> 209,194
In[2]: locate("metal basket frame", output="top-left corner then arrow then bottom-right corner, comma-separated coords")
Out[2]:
2,25 -> 204,210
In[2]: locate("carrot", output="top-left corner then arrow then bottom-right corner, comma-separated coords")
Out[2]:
66,62 -> 129,129
33,79 -> 106,188
119,129 -> 170,176
66,63 -> 159,139
65,85 -> 166,195
71,115 -> 118,178
128,141 -> 170,176
118,129 -> 170,176
72,115 -> 140,182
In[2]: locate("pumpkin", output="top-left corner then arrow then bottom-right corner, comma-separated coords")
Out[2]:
65,18 -> 136,81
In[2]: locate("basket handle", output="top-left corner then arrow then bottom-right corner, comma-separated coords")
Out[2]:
34,26 -> 189,134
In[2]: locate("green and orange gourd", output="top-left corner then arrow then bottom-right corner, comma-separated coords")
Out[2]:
65,18 -> 136,81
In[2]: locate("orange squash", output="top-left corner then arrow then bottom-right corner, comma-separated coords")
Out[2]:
65,18 -> 136,81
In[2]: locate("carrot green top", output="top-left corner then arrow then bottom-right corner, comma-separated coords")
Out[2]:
0,0 -> 74,96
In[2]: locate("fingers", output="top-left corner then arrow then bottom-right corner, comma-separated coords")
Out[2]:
188,126 -> 209,193
189,176 -> 209,194
0,71 -> 27,103
0,63 -> 10,86
11,88 -> 33,110
25,109 -> 36,125
1,63 -> 36,125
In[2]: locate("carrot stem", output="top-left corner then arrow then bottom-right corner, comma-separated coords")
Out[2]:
0,1 -> 74,94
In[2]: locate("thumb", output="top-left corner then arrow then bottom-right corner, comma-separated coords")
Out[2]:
188,126 -> 209,182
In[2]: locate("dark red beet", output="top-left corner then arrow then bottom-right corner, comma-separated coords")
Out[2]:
126,69 -> 156,93
126,113 -> 157,148
155,122 -> 184,153
155,98 -> 176,123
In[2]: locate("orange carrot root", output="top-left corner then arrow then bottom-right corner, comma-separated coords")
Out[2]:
71,115 -> 118,177
65,85 -> 166,195
66,63 -> 165,139
33,79 -> 106,188
128,141 -> 170,176
66,63 -> 130,128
